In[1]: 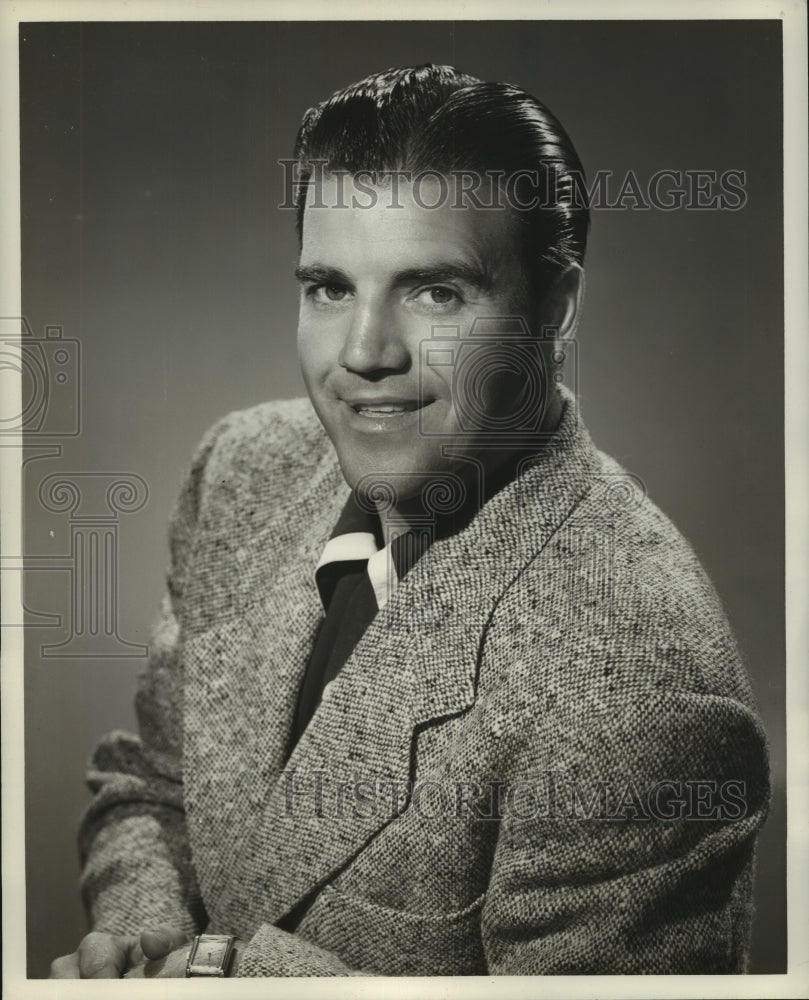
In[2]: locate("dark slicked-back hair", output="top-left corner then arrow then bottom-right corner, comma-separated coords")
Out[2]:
293,64 -> 590,298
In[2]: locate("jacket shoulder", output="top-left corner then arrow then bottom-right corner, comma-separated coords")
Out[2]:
205,397 -> 328,463
487,445 -> 754,709
169,397 -> 333,558
188,397 -> 332,495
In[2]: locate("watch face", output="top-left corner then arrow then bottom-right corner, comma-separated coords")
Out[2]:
200,938 -> 229,966
187,935 -> 235,976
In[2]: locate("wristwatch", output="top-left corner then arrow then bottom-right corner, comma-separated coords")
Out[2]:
185,934 -> 237,977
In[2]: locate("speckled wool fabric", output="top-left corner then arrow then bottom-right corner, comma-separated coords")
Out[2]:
79,392 -> 770,976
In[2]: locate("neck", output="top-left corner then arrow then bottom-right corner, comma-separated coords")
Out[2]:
375,389 -> 566,546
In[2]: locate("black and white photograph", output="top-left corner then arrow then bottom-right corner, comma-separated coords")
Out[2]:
2,2 -> 806,996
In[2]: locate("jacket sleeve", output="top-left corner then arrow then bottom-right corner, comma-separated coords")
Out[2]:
236,926 -> 360,976
78,418 -> 230,936
479,689 -> 770,974
233,698 -> 768,977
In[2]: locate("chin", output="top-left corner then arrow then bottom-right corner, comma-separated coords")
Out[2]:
337,448 -> 449,505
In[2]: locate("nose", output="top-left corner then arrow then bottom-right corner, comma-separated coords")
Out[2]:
338,297 -> 410,375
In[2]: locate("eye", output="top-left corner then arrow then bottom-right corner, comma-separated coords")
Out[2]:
306,283 -> 351,305
413,286 -> 462,308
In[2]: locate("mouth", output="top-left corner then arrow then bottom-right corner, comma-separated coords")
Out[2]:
349,400 -> 422,418
340,397 -> 434,432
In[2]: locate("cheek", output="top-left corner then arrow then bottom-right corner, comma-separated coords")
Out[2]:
297,322 -> 335,385
448,344 -> 529,427
424,362 -> 454,403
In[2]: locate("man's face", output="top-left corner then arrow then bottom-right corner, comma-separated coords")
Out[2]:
296,174 -> 538,502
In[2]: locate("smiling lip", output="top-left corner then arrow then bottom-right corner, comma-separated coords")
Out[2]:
345,398 -> 425,416
341,396 -> 432,430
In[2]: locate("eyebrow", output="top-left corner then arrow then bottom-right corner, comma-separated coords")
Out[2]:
294,264 -> 350,286
393,264 -> 493,292
294,261 -> 493,292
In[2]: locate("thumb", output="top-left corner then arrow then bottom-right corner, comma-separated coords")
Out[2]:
139,926 -> 190,961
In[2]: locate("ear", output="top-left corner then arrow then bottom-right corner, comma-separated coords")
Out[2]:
537,263 -> 584,340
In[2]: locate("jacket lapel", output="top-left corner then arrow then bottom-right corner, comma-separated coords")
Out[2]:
206,517 -> 486,934
196,395 -> 601,936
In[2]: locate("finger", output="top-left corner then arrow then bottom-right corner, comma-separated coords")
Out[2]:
124,937 -> 145,972
49,954 -> 80,979
140,925 -> 190,961
125,943 -> 189,980
141,943 -> 192,979
77,931 -> 135,978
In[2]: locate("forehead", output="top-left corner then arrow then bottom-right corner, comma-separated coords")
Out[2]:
300,173 -> 521,272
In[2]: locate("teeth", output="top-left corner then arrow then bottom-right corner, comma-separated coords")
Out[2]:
355,404 -> 415,414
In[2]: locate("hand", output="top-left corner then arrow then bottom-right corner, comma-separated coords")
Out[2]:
123,928 -> 247,978
49,931 -> 143,978
123,926 -> 192,978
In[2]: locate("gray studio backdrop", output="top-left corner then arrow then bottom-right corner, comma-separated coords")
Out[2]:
19,20 -> 784,976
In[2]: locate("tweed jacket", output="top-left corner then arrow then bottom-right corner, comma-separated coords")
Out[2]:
80,392 -> 770,976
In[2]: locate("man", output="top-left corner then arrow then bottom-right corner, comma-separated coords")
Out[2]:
50,64 -> 769,978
